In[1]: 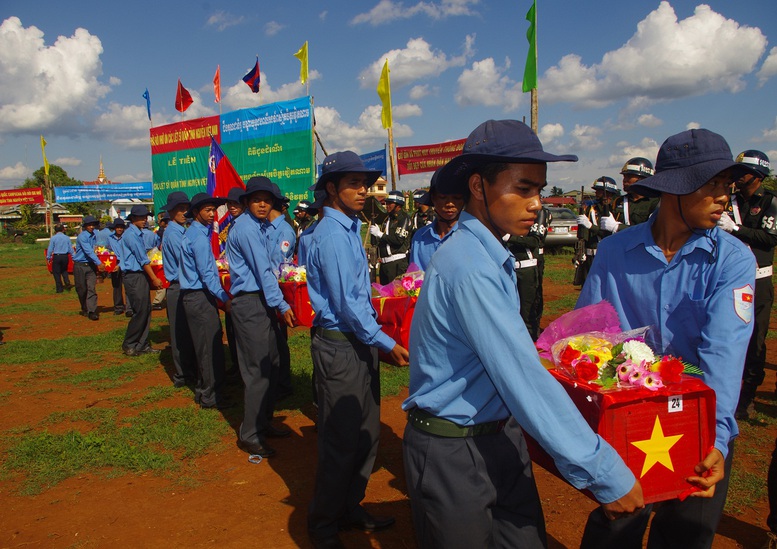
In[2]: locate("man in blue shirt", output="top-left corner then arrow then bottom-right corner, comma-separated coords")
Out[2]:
122,205 -> 164,356
46,223 -> 73,293
180,193 -> 232,409
226,177 -> 296,457
160,193 -> 196,388
73,215 -> 105,320
577,129 -> 758,549
408,168 -> 464,271
106,218 -> 130,315
306,151 -> 409,548
403,120 -> 643,548
142,222 -> 160,251
95,221 -> 112,248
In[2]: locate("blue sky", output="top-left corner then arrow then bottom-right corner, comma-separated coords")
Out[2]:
1,0 -> 776,193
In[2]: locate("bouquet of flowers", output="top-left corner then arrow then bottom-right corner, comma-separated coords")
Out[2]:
278,263 -> 306,283
147,247 -> 163,265
372,263 -> 424,298
539,301 -> 702,391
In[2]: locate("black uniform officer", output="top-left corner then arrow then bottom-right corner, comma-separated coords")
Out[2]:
574,177 -> 620,285
410,188 -> 435,233
369,190 -> 411,284
718,150 -> 776,419
603,157 -> 659,233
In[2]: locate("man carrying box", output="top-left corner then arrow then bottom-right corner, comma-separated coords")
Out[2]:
577,128 -> 758,548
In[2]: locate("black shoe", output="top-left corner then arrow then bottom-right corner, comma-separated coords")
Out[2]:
125,310 -> 134,318
114,309 -> 124,315
308,533 -> 345,549
79,311 -> 87,317
173,379 -> 187,388
123,346 -> 140,357
88,313 -> 99,321
265,425 -> 292,438
236,439 -> 276,457
152,305 -> 163,310
56,290 -> 64,293
340,514 -> 395,532
138,345 -> 161,354
201,399 -> 234,410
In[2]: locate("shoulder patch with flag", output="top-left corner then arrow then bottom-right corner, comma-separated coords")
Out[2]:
281,240 -> 291,254
733,284 -> 754,323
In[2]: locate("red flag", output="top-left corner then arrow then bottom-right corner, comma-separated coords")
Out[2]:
207,137 -> 245,257
242,58 -> 261,93
213,66 -> 221,104
175,79 -> 193,112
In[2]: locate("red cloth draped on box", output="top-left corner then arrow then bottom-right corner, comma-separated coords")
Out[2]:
150,264 -> 169,288
372,296 -> 417,365
280,282 -> 315,327
44,251 -> 74,274
96,250 -> 119,273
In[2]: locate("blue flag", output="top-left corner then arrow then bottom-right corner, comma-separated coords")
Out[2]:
142,88 -> 151,121
242,58 -> 261,93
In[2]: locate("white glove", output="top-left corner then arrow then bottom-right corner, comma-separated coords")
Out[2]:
369,225 -> 384,238
717,212 -> 738,233
577,214 -> 592,229
600,214 -> 619,233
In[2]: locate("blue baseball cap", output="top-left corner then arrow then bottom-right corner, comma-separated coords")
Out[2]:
311,151 -> 382,192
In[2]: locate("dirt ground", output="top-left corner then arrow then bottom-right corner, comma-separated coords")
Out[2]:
1,258 -> 775,548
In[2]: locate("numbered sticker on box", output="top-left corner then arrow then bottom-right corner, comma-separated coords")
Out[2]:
668,395 -> 683,413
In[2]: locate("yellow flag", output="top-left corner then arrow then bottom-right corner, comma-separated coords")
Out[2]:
294,41 -> 309,85
377,59 -> 392,129
40,135 -> 50,176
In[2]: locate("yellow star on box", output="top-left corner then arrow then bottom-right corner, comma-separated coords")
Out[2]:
104,257 -> 113,267
631,416 -> 683,477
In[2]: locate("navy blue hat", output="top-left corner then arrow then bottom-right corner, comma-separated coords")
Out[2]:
385,190 -> 405,205
159,212 -> 171,222
112,217 -> 126,228
81,215 -> 99,226
311,151 -> 382,192
239,176 -> 283,203
310,189 -> 327,210
437,120 -> 578,194
129,204 -> 150,218
630,129 -> 761,198
186,193 -> 226,218
160,191 -> 191,212
105,220 -> 114,230
226,186 -> 245,203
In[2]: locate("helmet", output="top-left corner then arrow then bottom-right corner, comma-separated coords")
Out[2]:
592,176 -> 620,195
620,157 -> 655,178
385,190 -> 405,205
736,150 -> 770,178
297,200 -> 311,211
412,188 -> 427,201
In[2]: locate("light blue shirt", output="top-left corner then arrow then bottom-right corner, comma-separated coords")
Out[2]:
578,215 -> 755,458
142,228 -> 160,251
120,224 -> 150,272
162,221 -> 186,283
226,212 -> 290,312
296,220 -> 319,267
409,219 -> 459,271
95,227 -> 112,247
403,211 -> 635,504
180,220 -> 229,302
47,232 -> 73,259
263,215 -> 296,270
307,207 -> 396,353
73,230 -> 100,264
106,232 -> 128,269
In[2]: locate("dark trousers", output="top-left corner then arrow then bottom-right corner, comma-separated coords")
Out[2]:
224,311 -> 240,372
51,254 -> 71,292
378,257 -> 408,284
403,419 -> 546,549
166,282 -> 196,385
739,275 -> 774,409
183,290 -> 225,407
581,441 -> 734,549
308,333 -> 381,538
768,437 -> 777,533
122,272 -> 151,352
73,262 -> 97,314
515,265 -> 539,341
231,292 -> 279,443
111,271 -> 125,312
275,321 -> 292,396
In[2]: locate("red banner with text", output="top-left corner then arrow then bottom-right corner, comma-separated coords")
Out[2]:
0,187 -> 44,207
397,138 -> 465,175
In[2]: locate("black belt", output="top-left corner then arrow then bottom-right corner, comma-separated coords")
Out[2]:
314,327 -> 360,344
53,253 -> 69,256
74,261 -> 92,266
234,290 -> 263,298
168,280 -> 180,286
407,407 -> 508,438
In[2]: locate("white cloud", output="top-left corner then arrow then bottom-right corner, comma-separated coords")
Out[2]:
759,116 -> 777,142
264,21 -> 284,37
359,35 -> 474,89
757,47 -> 777,86
94,102 -> 171,149
538,123 -> 564,145
53,157 -> 81,167
206,11 -> 246,31
221,70 -> 321,110
541,2 -> 767,108
351,0 -> 479,26
637,114 -> 662,127
570,124 -> 603,150
313,105 -> 413,153
607,137 -> 660,168
394,103 -> 423,119
409,84 -> 433,100
0,17 -> 112,134
0,162 -> 30,181
455,58 -> 522,111
319,11 -> 328,21
686,121 -> 701,130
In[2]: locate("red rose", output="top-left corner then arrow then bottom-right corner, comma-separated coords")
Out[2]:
657,357 -> 684,384
575,360 -> 599,382
560,345 -> 582,366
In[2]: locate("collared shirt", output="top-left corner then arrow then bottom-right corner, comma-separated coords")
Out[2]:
142,228 -> 160,251
120,224 -> 151,272
307,207 -> 395,353
73,230 -> 100,264
262,215 -> 297,270
95,227 -> 112,247
180,220 -> 229,301
47,232 -> 73,259
296,220 -> 319,267
162,221 -> 186,283
106,232 -> 128,268
578,215 -> 755,458
226,213 -> 290,312
409,219 -> 459,271
403,211 -> 635,503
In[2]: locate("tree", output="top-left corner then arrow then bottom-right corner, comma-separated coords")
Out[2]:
550,186 -> 564,197
763,174 -> 776,192
20,165 -> 97,218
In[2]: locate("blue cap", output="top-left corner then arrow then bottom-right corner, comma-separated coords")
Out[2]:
311,151 -> 382,191
160,191 -> 190,212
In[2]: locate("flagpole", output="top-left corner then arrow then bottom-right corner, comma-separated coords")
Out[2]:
531,0 -> 539,133
387,127 -> 397,191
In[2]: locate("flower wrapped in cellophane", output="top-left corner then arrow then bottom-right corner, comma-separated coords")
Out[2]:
539,301 -> 701,391
278,263 -> 306,283
147,247 -> 163,265
372,263 -> 424,298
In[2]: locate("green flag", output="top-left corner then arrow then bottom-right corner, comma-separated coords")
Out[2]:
522,0 -> 537,92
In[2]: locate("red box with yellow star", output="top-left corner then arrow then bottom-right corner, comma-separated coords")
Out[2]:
526,368 -> 716,504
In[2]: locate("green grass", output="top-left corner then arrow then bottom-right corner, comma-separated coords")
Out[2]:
58,360 -> 157,389
1,329 -> 127,365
